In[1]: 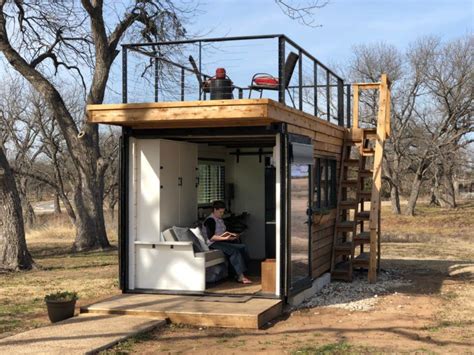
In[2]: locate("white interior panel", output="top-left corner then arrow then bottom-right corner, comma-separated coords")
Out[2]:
179,142 -> 198,226
159,139 -> 181,231
136,139 -> 162,242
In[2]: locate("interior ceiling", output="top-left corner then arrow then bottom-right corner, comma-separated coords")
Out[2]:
158,134 -> 276,148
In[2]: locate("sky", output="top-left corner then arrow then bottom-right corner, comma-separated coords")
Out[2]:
188,0 -> 473,69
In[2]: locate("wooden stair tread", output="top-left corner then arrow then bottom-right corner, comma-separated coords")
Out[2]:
334,242 -> 353,252
353,252 -> 370,267
356,211 -> 370,220
336,221 -> 356,230
341,180 -> 358,187
359,169 -> 373,178
340,199 -> 358,208
354,231 -> 370,243
361,149 -> 375,156
332,261 -> 353,281
343,159 -> 359,167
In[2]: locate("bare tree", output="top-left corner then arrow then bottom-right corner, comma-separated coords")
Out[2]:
0,123 -> 34,270
275,0 -> 329,27
404,35 -> 473,215
0,1 -> 190,251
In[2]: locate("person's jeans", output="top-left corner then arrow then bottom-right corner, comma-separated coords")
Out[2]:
210,242 -> 249,276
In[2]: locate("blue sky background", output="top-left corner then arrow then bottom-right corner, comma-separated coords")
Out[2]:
189,0 -> 472,65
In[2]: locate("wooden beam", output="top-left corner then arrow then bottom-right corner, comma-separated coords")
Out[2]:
352,84 -> 359,129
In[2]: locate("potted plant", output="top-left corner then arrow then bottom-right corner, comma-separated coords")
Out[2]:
44,291 -> 78,323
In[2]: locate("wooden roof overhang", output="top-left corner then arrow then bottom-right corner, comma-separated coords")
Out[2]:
86,98 -> 346,139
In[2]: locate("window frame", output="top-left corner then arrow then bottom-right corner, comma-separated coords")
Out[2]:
197,159 -> 226,207
313,157 -> 337,211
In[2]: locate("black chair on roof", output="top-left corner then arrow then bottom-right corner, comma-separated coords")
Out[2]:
248,51 -> 299,107
189,55 -> 210,96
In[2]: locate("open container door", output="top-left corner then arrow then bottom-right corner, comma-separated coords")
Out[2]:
285,133 -> 314,296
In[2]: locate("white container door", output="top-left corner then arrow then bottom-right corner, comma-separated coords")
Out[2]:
179,142 -> 198,226
159,139 -> 181,230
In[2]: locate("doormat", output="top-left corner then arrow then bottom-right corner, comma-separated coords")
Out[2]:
195,295 -> 252,303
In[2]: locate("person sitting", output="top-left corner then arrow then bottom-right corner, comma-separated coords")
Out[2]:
202,200 -> 252,284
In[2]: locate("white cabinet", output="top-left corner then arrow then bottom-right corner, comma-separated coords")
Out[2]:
128,138 -> 198,289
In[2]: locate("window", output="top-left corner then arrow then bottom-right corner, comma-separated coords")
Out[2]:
198,161 -> 225,205
313,158 -> 337,210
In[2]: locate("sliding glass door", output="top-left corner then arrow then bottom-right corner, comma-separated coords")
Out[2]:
287,135 -> 313,293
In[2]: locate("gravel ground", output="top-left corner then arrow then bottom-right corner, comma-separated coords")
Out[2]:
298,269 -> 411,312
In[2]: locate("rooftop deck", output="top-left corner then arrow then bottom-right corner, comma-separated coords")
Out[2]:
87,98 -> 346,136
100,35 -> 352,129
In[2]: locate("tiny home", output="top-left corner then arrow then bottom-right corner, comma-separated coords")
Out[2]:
87,35 -> 390,305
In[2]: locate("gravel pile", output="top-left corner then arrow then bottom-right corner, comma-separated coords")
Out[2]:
299,269 -> 411,312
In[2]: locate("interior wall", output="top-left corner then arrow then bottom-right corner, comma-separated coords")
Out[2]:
226,149 -> 266,260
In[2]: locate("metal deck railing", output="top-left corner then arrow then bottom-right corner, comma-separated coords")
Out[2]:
121,34 -> 351,128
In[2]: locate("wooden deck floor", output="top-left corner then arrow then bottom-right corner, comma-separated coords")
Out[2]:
81,293 -> 282,329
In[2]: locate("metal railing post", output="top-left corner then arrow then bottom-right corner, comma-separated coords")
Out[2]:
337,78 -> 344,126
326,71 -> 330,122
346,84 -> 351,127
313,62 -> 318,117
154,57 -> 159,102
298,49 -> 303,111
278,36 -> 286,104
198,41 -> 202,101
122,47 -> 127,104
180,68 -> 185,101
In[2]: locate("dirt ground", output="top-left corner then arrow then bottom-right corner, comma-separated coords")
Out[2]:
104,202 -> 474,354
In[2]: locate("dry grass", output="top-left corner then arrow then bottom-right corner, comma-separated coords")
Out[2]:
381,200 -> 474,261
0,213 -> 120,337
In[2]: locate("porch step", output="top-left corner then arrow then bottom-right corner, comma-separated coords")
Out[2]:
353,252 -> 370,268
336,221 -> 356,231
81,294 -> 282,329
356,211 -> 370,221
354,231 -> 370,245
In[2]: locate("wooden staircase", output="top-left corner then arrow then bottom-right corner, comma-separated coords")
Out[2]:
330,74 -> 391,283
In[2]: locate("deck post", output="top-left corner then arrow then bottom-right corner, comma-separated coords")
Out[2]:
122,47 -> 128,104
313,62 -> 318,117
337,78 -> 344,126
346,84 -> 351,128
278,36 -> 286,105
155,57 -> 159,102
298,49 -> 303,111
326,71 -> 330,122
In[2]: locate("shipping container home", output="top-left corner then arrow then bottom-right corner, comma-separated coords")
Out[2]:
85,35 -> 390,322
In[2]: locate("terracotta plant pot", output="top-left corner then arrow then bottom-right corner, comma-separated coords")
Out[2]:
46,299 -> 76,323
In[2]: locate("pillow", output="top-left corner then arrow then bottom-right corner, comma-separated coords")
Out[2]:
190,227 -> 210,251
171,226 -> 203,253
162,228 -> 178,242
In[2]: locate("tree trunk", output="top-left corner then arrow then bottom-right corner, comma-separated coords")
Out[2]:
390,183 -> 401,214
71,154 -> 110,251
0,147 -> 34,271
54,192 -> 61,214
405,172 -> 423,216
